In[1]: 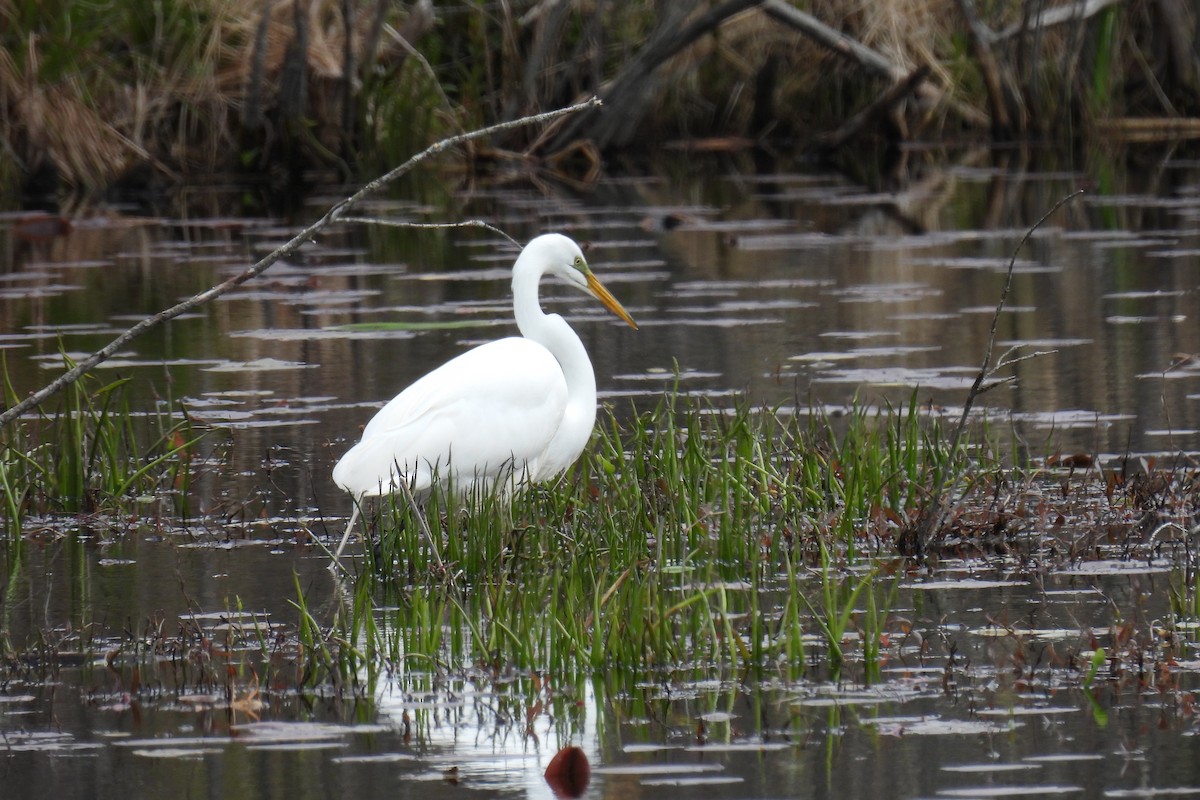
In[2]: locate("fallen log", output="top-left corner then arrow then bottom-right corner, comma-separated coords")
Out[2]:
761,0 -> 899,80
761,0 -> 989,130
992,0 -> 1123,42
813,64 -> 932,150
1093,117 -> 1200,140
548,0 -> 764,151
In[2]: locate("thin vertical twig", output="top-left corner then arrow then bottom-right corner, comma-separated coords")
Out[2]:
912,189 -> 1084,554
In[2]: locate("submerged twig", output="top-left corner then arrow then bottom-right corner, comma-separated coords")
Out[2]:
0,98 -> 602,429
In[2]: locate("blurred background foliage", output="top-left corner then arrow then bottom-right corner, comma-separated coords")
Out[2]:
0,0 -> 1197,197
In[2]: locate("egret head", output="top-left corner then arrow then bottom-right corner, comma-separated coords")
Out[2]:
527,233 -> 638,330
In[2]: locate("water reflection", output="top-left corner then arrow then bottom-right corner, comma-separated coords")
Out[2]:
1,530 -> 1198,798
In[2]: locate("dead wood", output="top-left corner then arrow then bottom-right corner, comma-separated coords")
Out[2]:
1093,116 -> 1200,140
548,0 -> 763,152
956,0 -> 1024,138
813,64 -> 932,150
761,0 -> 900,81
761,0 -> 988,131
993,0 -> 1124,42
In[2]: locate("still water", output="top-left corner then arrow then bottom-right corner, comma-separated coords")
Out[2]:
2,147 -> 1200,798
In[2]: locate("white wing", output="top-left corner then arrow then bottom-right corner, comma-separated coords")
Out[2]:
332,337 -> 567,497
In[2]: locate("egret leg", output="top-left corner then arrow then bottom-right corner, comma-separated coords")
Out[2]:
333,500 -> 362,562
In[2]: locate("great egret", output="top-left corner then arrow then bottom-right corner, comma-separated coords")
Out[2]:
331,233 -> 638,561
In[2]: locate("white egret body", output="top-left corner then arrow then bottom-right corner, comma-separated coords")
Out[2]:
331,233 -> 637,559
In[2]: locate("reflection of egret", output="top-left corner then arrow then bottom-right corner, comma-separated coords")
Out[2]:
331,233 -> 638,561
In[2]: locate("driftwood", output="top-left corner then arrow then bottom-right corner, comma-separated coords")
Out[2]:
543,0 -> 998,154
761,0 -> 989,131
762,0 -> 900,81
0,98 -> 602,430
993,0 -> 1123,42
1093,117 -> 1200,140
548,0 -> 763,151
812,64 -> 932,149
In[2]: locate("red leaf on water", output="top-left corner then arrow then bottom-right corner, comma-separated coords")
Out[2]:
544,745 -> 590,798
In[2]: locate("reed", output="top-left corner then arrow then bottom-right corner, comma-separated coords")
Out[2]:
324,392 -> 956,686
0,355 -> 202,540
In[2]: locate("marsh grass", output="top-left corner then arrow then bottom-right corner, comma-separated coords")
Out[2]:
3,378 -> 1198,740
0,355 -> 202,540
318,393 -> 953,687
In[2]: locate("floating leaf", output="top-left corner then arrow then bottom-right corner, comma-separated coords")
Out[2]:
544,746 -> 590,798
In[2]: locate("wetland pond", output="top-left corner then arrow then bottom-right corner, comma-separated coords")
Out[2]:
2,147 -> 1200,799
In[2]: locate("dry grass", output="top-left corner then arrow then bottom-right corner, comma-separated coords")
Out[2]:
0,0 -> 431,190
0,0 -> 1195,193
0,33 -> 128,188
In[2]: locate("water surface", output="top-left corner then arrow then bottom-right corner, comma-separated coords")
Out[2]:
2,147 -> 1200,798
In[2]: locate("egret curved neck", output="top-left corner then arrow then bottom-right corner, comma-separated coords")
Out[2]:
512,264 -> 596,406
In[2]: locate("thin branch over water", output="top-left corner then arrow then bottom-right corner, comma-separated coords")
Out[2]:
337,218 -> 521,248
0,98 -> 601,428
910,188 -> 1085,555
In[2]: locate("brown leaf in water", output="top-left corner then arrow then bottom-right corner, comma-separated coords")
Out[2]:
544,745 -> 590,798
14,213 -> 72,241
1060,453 -> 1094,469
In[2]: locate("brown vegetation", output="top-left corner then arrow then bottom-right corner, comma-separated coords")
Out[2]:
1,0 -> 1198,196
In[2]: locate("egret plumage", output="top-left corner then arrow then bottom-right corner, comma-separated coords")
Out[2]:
331,233 -> 637,561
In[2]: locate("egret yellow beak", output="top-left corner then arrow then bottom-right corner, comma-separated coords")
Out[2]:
586,272 -> 638,330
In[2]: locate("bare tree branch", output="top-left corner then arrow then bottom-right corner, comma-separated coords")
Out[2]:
762,0 -> 900,80
0,98 -> 602,429
762,0 -> 989,129
337,217 -> 521,247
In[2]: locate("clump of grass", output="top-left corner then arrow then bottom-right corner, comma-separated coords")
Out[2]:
0,355 -> 202,541
309,394 -> 1198,698
0,0 -> 443,192
325,392 -> 959,687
